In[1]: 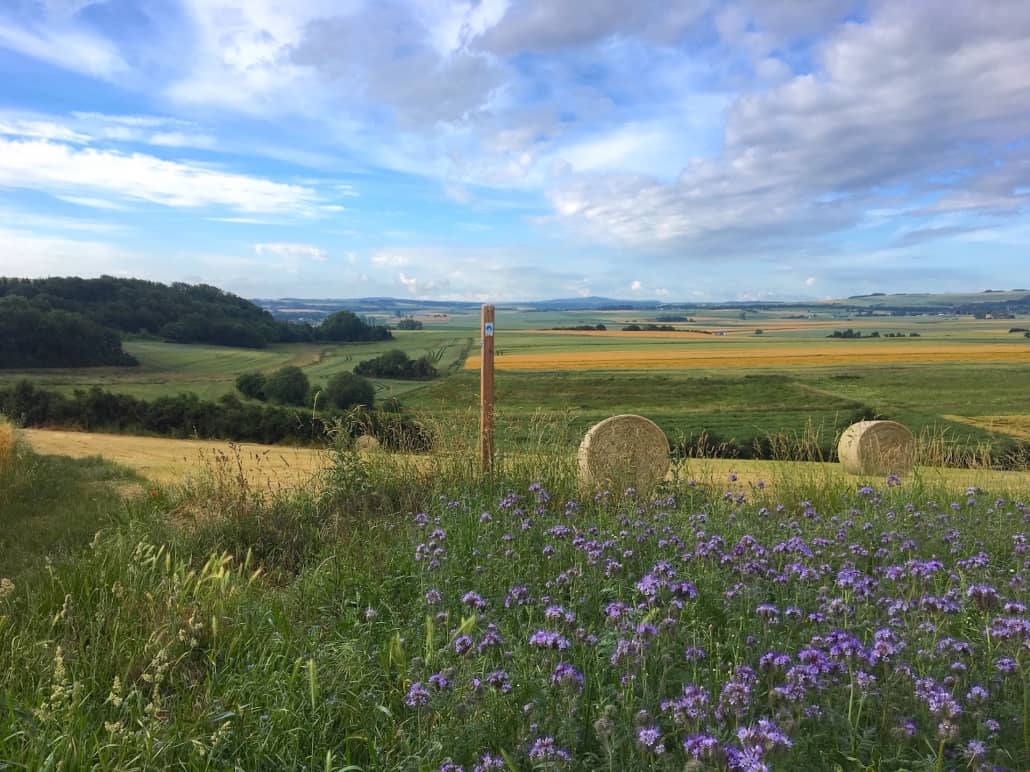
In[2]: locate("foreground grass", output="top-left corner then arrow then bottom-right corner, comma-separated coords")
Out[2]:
0,438 -> 148,578
1,435 -> 1029,770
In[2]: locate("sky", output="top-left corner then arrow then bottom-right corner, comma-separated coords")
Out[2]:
0,0 -> 1028,302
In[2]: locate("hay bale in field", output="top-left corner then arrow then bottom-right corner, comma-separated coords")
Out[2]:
578,414 -> 670,493
354,434 -> 381,452
837,420 -> 915,476
0,418 -> 14,470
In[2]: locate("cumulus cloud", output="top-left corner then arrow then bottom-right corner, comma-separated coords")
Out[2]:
630,279 -> 641,291
545,0 -> 1030,252
473,0 -> 709,53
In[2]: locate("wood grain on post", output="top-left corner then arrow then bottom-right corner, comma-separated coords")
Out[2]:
479,305 -> 495,473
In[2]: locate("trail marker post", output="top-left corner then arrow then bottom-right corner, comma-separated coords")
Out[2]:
480,305 -> 495,473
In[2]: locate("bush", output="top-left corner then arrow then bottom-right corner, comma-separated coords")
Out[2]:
235,372 -> 266,400
323,372 -> 376,410
262,366 -> 310,406
354,350 -> 438,380
396,318 -> 423,330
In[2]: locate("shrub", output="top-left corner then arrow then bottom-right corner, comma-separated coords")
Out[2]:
324,372 -> 376,410
262,366 -> 310,406
354,350 -> 438,380
235,371 -> 266,400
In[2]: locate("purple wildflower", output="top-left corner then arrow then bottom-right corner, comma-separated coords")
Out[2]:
404,682 -> 431,708
527,737 -> 571,764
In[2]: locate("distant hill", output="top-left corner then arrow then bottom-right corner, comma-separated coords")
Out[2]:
256,290 -> 1030,319
832,290 -> 1030,315
0,276 -> 390,367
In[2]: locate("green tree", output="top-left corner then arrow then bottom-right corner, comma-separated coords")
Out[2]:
319,310 -> 392,342
323,372 -> 376,409
262,366 -> 310,406
235,372 -> 267,400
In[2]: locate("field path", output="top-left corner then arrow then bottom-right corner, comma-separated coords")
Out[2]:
22,429 -> 326,486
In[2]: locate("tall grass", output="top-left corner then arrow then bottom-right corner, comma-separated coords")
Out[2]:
2,416 -> 1029,769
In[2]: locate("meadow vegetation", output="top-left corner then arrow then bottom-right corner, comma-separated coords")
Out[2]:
1,416 -> 1029,770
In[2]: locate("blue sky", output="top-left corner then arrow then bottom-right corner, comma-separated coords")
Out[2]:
0,0 -> 1028,301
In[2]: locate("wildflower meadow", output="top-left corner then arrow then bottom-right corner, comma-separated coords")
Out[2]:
1,433 -> 1028,770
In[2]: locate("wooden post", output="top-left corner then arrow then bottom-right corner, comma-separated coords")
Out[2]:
479,305 -> 495,473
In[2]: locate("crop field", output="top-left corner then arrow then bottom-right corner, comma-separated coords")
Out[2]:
2,305 -> 1028,465
465,340 -> 1029,371
19,427 -> 1030,498
21,428 -> 325,487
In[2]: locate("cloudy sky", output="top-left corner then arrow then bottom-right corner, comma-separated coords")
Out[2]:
1,0 -> 1028,301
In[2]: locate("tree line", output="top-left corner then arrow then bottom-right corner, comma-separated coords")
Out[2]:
0,276 -> 393,368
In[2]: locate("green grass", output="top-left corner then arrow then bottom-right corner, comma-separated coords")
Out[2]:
404,365 -> 1029,460
0,332 -> 473,403
0,441 -> 147,578
2,432 -> 1029,769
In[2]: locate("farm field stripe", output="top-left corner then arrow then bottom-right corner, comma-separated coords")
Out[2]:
465,344 -> 1030,370
942,414 -> 1030,441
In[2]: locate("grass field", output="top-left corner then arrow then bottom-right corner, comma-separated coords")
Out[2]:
0,331 -> 473,402
2,306 -> 1028,465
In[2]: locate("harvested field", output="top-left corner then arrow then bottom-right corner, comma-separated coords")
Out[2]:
943,414 -> 1030,441
22,429 -> 326,487
20,429 -> 1030,495
466,342 -> 1030,370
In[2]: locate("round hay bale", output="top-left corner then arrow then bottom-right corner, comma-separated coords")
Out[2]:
837,420 -> 915,476
578,414 -> 670,493
354,434 -> 381,452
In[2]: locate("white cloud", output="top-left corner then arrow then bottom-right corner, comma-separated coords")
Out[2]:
544,1 -> 1030,251
55,195 -> 130,211
255,243 -> 328,261
372,252 -> 410,267
630,279 -> 642,291
805,276 -> 817,287
398,272 -> 419,293
0,137 -> 321,214
0,19 -> 126,77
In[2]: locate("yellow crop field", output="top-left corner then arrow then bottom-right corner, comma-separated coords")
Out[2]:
21,428 -> 1030,496
22,429 -> 326,487
943,415 -> 1030,441
466,342 -> 1030,371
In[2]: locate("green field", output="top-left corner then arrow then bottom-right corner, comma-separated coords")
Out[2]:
2,306 -> 1028,464
0,331 -> 473,402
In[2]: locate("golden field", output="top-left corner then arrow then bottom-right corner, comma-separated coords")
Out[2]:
20,428 -> 1030,496
22,429 -> 325,487
943,414 -> 1030,441
466,341 -> 1030,371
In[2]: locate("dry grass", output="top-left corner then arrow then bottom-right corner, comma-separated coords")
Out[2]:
19,427 -> 1030,497
0,418 -> 15,470
466,342 -> 1030,371
943,414 -> 1030,441
21,429 -> 326,487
